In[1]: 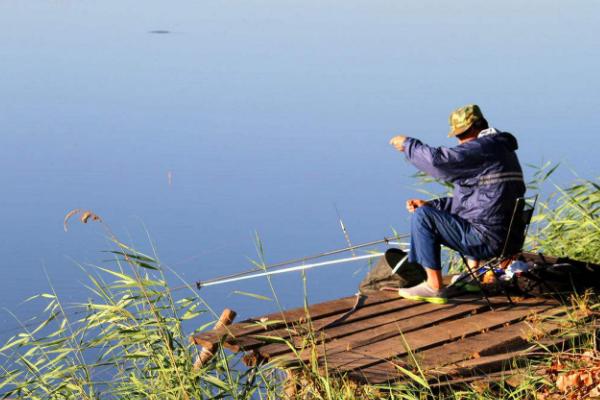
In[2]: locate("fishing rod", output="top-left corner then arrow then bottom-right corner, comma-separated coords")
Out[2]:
194,235 -> 409,289
196,252 -> 388,289
196,238 -> 410,289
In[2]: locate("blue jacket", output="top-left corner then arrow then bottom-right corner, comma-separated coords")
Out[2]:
403,129 -> 526,252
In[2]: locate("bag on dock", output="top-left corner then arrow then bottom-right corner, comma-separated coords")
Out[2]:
359,248 -> 426,293
515,256 -> 600,298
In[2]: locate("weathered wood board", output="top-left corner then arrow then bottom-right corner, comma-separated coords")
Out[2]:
192,252 -> 596,387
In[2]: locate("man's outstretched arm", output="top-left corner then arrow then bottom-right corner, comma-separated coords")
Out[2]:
390,135 -> 483,181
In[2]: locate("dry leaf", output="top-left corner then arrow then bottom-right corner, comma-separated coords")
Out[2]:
557,371 -> 587,392
505,373 -> 525,388
582,371 -> 594,386
63,209 -> 102,232
589,384 -> 600,398
470,379 -> 489,394
556,374 -> 568,392
80,211 -> 92,223
567,372 -> 581,389
80,211 -> 101,224
556,373 -> 578,392
534,392 -> 548,400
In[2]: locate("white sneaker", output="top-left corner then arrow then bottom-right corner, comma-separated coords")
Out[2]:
398,281 -> 448,304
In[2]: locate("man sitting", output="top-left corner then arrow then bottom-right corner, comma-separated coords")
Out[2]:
389,104 -> 525,304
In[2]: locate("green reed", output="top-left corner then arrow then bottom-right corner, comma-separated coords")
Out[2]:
529,178 -> 600,263
0,241 -> 262,399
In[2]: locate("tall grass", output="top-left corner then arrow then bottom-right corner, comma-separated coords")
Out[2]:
529,178 -> 600,263
0,241 -> 263,399
1,172 -> 599,399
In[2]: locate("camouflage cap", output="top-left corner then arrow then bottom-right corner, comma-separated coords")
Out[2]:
448,104 -> 485,137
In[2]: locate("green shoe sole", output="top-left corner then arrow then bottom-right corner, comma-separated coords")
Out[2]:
401,294 -> 448,305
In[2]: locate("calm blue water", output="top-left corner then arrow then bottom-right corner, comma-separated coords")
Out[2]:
1,1 -> 599,342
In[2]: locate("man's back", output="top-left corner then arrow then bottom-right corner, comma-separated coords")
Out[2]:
404,128 -> 525,252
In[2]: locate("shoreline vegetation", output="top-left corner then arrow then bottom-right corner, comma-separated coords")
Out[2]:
1,173 -> 599,399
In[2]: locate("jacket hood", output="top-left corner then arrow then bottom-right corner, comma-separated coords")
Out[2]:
478,127 -> 519,151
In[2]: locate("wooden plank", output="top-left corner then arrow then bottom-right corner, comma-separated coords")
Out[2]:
258,295 -> 504,360
416,315 -> 564,369
436,336 -> 568,377
226,296 -> 430,352
429,338 -> 569,388
349,342 -> 541,385
346,367 -> 398,385
281,298 -> 557,372
271,296 -> 528,364
237,296 -> 481,354
353,308 -> 566,384
427,347 -> 539,386
331,300 -> 556,372
427,368 -> 531,389
194,308 -> 237,368
192,290 -> 397,347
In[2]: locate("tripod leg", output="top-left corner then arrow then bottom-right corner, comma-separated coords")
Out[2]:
491,260 -> 514,305
460,255 -> 494,310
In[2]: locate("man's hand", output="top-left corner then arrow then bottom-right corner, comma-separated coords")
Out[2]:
406,199 -> 427,213
389,135 -> 407,152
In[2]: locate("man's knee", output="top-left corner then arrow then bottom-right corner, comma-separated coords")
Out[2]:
411,206 -> 435,228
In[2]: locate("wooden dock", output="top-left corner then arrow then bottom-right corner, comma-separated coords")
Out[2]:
192,254 -> 596,388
